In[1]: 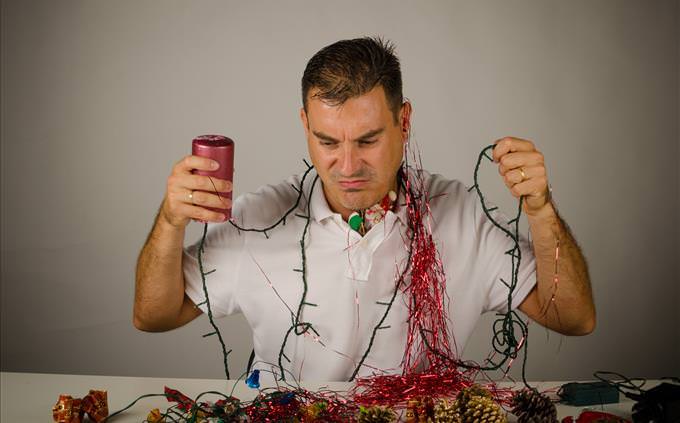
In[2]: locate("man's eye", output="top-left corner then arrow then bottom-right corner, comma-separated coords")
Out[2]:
359,139 -> 377,145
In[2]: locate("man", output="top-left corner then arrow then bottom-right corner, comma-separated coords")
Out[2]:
134,37 -> 595,381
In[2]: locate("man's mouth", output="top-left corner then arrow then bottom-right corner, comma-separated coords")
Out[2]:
338,180 -> 368,189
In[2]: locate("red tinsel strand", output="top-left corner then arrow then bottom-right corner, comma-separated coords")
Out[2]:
400,164 -> 455,372
351,368 -> 516,409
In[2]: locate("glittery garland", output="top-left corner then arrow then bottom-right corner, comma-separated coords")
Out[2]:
400,162 -> 454,372
352,369 -> 473,408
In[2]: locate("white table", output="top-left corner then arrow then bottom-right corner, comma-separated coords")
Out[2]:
1,372 -> 638,421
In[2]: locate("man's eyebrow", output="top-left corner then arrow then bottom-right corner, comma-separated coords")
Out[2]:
312,127 -> 385,143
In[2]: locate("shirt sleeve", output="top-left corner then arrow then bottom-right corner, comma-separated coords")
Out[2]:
183,220 -> 245,318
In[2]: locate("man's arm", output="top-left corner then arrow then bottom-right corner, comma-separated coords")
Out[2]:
134,207 -> 201,332
133,155 -> 232,332
518,203 -> 595,335
493,137 -> 595,335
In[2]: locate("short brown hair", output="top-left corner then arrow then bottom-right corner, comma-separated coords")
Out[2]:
301,37 -> 403,123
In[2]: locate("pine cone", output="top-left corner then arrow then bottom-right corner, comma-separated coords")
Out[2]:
457,385 -> 492,406
454,384 -> 493,418
433,398 -> 459,423
460,396 -> 507,423
357,405 -> 397,423
511,388 -> 557,423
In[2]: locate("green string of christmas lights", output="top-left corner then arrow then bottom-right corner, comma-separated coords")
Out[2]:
196,221 -> 232,379
196,160 -> 319,381
463,144 -> 530,385
277,173 -> 324,380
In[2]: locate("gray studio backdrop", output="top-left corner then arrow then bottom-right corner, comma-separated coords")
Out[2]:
2,0 -> 679,381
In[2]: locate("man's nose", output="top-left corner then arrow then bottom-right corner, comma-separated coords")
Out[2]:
339,143 -> 361,176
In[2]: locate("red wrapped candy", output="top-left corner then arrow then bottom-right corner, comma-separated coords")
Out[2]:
52,395 -> 83,423
82,390 -> 109,422
164,386 -> 195,412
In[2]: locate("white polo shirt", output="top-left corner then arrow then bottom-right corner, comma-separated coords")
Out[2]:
183,170 -> 536,381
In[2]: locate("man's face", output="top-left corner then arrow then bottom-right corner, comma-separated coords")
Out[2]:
301,85 -> 411,219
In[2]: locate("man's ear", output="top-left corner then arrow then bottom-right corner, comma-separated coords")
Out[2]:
300,107 -> 310,137
400,101 -> 412,142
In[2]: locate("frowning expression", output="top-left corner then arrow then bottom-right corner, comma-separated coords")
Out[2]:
301,85 -> 411,220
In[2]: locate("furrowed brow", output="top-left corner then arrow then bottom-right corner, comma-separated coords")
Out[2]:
312,131 -> 340,143
355,127 -> 384,141
312,128 -> 385,143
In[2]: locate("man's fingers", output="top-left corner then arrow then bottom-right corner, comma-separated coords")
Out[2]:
203,176 -> 233,193
174,155 -> 220,174
502,164 -> 546,186
169,174 -> 232,193
162,156 -> 232,228
497,151 -> 544,175
189,174 -> 232,193
166,189 -> 230,220
508,175 -> 548,199
492,137 -> 536,162
186,189 -> 233,209
492,137 -> 551,213
177,203 -> 227,223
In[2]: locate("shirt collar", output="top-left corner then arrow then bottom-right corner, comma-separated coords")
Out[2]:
309,176 -> 335,223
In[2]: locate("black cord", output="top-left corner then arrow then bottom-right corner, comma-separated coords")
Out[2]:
594,370 -> 647,401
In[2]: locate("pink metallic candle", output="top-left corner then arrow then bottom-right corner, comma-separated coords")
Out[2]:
192,135 -> 234,220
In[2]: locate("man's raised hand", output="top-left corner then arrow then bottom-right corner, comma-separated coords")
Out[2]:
160,155 -> 233,228
492,136 -> 551,217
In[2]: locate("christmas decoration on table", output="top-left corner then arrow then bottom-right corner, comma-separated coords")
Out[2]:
164,386 -> 196,412
217,395 -> 243,420
432,398 -> 457,422
353,369 -> 479,407
146,408 -> 165,423
561,410 -> 631,423
453,384 -> 507,423
101,383 -> 363,421
81,390 -> 109,422
511,388 -> 558,423
356,405 -> 397,422
53,395 -> 83,423
455,394 -> 507,423
301,400 -> 329,420
404,397 -> 434,422
245,369 -> 261,389
52,390 -> 108,423
457,384 -> 493,404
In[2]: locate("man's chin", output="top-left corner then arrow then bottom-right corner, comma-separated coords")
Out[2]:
338,193 -> 378,211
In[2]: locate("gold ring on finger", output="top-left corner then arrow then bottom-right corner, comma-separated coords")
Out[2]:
189,190 -> 195,205
519,167 -> 527,181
